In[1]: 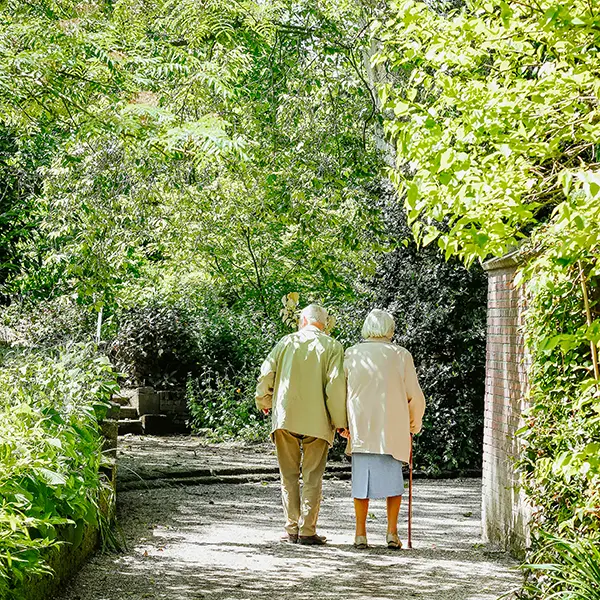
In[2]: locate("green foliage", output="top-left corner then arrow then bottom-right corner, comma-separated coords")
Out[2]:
106,288 -> 276,439
110,298 -> 208,389
186,368 -> 270,442
376,0 -> 600,593
375,0 -> 600,265
0,126 -> 51,301
1,297 -> 95,348
179,302 -> 278,441
0,344 -> 119,598
523,535 -> 600,600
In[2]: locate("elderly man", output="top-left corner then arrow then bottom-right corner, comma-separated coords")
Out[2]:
256,304 -> 347,545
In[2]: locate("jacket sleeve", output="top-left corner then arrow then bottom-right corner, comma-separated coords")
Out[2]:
255,341 -> 282,411
324,341 -> 348,429
404,350 -> 425,434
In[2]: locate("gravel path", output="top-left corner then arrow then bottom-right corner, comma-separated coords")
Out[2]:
58,438 -> 520,600
116,436 -> 278,485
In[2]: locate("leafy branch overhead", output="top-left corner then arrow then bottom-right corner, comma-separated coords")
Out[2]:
0,0 -> 387,314
376,0 -> 600,264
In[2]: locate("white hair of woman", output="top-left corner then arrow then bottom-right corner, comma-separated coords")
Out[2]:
361,309 -> 395,340
299,304 -> 328,328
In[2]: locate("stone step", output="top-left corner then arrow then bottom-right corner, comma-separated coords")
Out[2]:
112,396 -> 131,406
119,406 -> 139,420
118,472 -> 281,492
118,419 -> 143,435
141,414 -> 170,435
117,469 -> 355,492
106,402 -> 122,420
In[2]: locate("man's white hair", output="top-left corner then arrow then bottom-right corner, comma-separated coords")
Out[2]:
361,309 -> 395,340
300,303 -> 328,327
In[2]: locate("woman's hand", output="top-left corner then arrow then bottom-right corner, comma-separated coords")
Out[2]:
337,428 -> 350,439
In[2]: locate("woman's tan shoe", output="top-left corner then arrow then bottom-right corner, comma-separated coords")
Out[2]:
386,533 -> 402,549
354,535 -> 368,549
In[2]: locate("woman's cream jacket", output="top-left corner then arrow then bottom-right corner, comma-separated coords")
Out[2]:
344,339 -> 425,463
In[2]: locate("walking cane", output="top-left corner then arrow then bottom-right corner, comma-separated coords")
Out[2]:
407,434 -> 413,549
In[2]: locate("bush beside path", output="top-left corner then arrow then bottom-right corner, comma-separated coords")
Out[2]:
56,438 -> 519,600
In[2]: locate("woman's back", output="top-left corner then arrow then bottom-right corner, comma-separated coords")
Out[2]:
345,340 -> 425,464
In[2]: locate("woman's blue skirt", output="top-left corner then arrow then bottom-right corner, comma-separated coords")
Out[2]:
351,452 -> 405,499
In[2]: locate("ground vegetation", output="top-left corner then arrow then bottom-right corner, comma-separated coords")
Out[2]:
0,345 -> 118,599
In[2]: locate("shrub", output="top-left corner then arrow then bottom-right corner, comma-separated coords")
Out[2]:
363,199 -> 487,472
0,298 -> 95,348
0,344 -> 119,598
523,535 -> 600,600
108,292 -> 277,438
186,367 -> 270,442
109,295 -> 278,390
184,302 -> 278,441
109,298 -> 203,388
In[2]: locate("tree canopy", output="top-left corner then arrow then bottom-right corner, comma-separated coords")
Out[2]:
376,0 -> 600,266
1,0 -> 390,317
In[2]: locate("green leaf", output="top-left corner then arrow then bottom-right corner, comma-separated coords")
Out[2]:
38,468 -> 67,487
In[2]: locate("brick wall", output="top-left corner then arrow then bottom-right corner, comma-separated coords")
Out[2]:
482,253 -> 531,556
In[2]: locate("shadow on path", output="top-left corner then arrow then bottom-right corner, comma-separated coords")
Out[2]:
58,474 -> 519,600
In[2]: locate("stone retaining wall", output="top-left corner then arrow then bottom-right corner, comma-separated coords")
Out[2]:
12,407 -> 118,600
156,389 -> 189,431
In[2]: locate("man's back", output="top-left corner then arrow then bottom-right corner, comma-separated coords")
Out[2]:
256,324 -> 346,444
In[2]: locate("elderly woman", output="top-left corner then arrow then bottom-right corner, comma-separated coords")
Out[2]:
343,309 -> 426,549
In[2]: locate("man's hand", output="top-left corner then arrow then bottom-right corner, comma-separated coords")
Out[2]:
337,428 -> 350,439
262,408 -> 271,415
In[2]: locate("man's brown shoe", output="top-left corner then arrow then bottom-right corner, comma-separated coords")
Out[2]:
281,533 -> 298,543
298,534 -> 327,545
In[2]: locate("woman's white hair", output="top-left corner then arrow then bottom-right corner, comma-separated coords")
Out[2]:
300,303 -> 328,326
361,309 -> 395,340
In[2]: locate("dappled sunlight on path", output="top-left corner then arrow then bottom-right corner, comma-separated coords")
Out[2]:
58,474 -> 519,600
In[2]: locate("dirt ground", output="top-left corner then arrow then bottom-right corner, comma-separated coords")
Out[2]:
57,437 -> 520,600
116,436 -> 279,486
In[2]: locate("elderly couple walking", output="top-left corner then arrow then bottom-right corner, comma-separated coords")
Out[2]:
255,304 -> 426,549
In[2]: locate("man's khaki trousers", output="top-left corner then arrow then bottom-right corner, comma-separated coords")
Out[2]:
273,429 -> 329,537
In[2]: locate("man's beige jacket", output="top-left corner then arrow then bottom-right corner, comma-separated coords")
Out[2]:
255,325 -> 347,445
344,340 -> 426,463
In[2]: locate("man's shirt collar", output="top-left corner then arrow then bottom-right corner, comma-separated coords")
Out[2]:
303,324 -> 324,333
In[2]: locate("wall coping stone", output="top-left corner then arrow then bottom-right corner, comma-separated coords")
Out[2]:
482,249 -> 523,272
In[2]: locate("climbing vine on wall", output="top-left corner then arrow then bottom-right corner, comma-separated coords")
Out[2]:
517,182 -> 600,597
